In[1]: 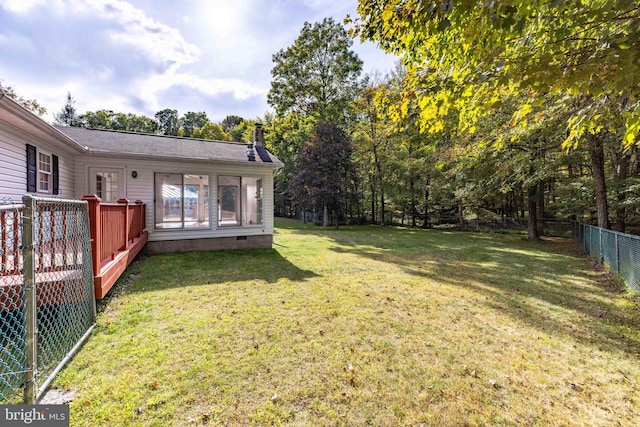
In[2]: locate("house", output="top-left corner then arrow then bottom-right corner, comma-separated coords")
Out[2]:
0,93 -> 87,202
1,92 -> 282,298
55,125 -> 282,254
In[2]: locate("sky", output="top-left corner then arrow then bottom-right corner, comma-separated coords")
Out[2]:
0,0 -> 398,124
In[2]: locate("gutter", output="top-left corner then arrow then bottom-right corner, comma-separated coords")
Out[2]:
0,94 -> 88,154
84,148 -> 284,168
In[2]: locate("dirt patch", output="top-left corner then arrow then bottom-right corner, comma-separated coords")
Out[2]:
38,388 -> 75,404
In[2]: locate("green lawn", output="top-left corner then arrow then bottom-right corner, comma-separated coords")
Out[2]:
54,218 -> 640,426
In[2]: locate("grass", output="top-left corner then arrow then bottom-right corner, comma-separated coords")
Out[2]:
53,218 -> 640,426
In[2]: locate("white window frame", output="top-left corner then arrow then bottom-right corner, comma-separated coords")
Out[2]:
217,175 -> 264,228
88,167 -> 125,202
154,172 -> 211,230
38,150 -> 52,193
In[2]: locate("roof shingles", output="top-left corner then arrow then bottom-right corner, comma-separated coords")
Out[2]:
55,126 -> 281,166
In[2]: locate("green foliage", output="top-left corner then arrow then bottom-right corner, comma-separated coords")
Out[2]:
268,17 -> 363,125
221,115 -> 245,136
154,108 -> 179,136
54,92 -> 81,126
262,112 -> 313,217
231,119 -> 255,143
0,79 -> 46,116
292,122 -> 358,226
179,111 -> 209,137
79,109 -> 158,133
191,122 -> 231,141
353,0 -> 640,145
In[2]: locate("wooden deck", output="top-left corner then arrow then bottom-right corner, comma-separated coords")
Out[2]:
0,270 -> 89,308
0,197 -> 147,306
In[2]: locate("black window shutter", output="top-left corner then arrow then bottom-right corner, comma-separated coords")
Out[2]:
26,144 -> 37,193
52,154 -> 59,195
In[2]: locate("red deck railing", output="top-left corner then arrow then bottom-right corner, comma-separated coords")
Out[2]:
83,195 -> 148,299
0,209 -> 21,275
1,197 -> 147,301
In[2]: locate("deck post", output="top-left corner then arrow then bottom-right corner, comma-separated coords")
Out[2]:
83,195 -> 102,281
135,200 -> 145,239
1,211 -> 6,273
118,198 -> 130,248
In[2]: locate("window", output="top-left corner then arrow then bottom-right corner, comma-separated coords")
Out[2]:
154,173 -> 209,229
38,152 -> 51,192
218,176 -> 263,227
89,167 -> 124,201
95,172 -> 119,202
26,144 -> 58,195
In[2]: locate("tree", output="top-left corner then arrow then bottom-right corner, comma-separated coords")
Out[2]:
180,111 -> 209,137
293,122 -> 358,227
268,17 -> 363,125
352,1 -> 640,144
221,115 -> 246,141
0,80 -> 46,116
263,112 -> 313,218
123,113 -> 158,134
80,110 -> 114,129
54,92 -> 81,126
155,108 -> 179,136
352,1 -> 640,230
191,122 -> 231,141
352,80 -> 390,225
222,115 -> 244,133
79,110 -> 158,133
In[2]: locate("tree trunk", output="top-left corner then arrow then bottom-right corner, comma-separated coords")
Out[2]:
527,184 -> 540,240
323,204 -> 329,228
373,144 -> 385,226
422,176 -> 430,229
370,179 -> 376,225
380,188 -> 385,226
410,177 -> 416,227
537,181 -> 545,236
615,152 -> 629,232
457,199 -> 465,231
587,132 -> 610,229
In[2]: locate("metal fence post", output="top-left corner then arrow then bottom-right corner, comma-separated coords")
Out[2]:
22,195 -> 37,404
599,227 -> 603,263
615,232 -> 620,275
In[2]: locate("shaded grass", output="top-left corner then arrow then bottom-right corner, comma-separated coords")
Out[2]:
54,218 -> 640,426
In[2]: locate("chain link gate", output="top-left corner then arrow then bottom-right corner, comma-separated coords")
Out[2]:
1,196 -> 96,403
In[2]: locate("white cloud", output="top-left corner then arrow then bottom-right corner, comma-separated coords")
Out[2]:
0,32 -> 36,54
0,0 -> 396,122
0,0 -> 45,13
135,66 -> 266,113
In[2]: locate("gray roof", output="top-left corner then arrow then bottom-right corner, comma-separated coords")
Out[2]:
55,126 -> 281,167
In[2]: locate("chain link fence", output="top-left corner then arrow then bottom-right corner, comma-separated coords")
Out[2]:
573,222 -> 640,295
1,196 -> 95,403
0,203 -> 26,403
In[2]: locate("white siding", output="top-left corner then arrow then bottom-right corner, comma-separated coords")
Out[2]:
73,154 -> 276,242
0,123 -> 75,202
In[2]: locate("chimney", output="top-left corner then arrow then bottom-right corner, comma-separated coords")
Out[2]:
253,123 -> 264,147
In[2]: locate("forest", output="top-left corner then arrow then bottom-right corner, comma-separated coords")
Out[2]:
6,2 -> 639,238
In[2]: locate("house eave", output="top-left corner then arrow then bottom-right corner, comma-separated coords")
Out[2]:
84,148 -> 284,168
0,93 -> 87,154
